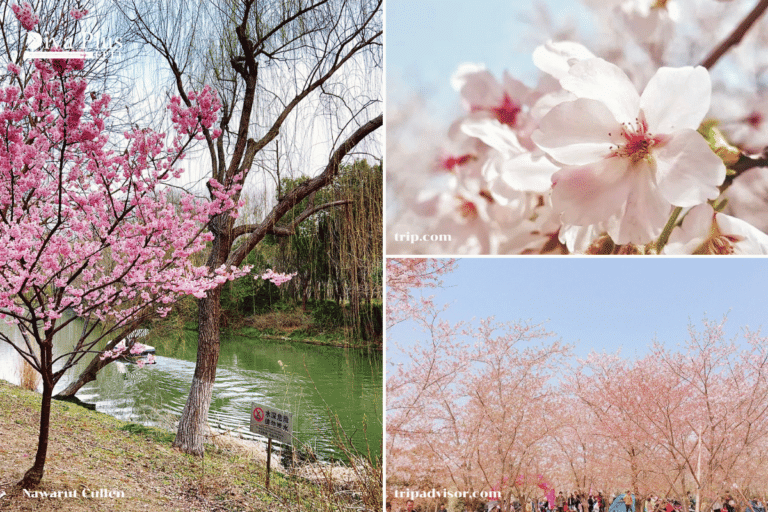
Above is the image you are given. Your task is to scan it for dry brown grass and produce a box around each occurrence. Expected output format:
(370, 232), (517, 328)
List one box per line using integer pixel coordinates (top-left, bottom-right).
(244, 310), (313, 333)
(15, 357), (39, 392)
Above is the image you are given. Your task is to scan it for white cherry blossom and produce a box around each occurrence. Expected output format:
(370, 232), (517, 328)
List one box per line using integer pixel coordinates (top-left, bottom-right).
(663, 204), (768, 254)
(533, 57), (726, 245)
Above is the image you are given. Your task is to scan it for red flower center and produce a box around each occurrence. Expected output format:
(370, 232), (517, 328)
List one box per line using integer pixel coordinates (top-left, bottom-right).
(441, 153), (474, 172)
(746, 111), (763, 129)
(457, 198), (478, 220)
(609, 116), (664, 164)
(492, 94), (522, 126)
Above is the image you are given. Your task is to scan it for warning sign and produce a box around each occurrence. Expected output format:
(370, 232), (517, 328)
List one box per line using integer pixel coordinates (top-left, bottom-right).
(249, 403), (293, 445)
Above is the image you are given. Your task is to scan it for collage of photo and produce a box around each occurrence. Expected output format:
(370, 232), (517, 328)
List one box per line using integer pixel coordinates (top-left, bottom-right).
(1, 0), (768, 511)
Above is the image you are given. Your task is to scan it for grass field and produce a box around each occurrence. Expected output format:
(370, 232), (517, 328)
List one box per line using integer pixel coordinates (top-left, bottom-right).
(0, 380), (379, 511)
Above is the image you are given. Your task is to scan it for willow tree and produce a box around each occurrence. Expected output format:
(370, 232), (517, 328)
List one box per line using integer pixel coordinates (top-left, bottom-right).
(273, 159), (383, 341)
(113, 0), (382, 455)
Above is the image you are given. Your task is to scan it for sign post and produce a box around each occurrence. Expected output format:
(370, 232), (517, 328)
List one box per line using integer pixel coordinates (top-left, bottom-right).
(249, 403), (292, 490)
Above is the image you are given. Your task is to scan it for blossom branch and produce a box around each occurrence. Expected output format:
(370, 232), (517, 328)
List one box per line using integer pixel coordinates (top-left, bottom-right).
(700, 0), (768, 70)
(730, 150), (768, 173)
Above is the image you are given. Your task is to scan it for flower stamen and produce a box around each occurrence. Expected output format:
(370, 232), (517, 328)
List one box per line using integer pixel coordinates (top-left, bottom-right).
(456, 197), (479, 220)
(692, 217), (744, 254)
(492, 94), (522, 126)
(609, 115), (663, 164)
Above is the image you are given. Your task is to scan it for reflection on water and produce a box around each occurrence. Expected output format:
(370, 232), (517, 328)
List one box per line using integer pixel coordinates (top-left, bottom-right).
(0, 321), (382, 461)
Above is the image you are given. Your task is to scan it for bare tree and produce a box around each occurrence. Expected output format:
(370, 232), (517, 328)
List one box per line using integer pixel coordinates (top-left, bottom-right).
(107, 0), (382, 455)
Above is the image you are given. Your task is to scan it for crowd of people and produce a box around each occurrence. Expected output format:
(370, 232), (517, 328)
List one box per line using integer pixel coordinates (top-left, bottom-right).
(387, 491), (768, 512)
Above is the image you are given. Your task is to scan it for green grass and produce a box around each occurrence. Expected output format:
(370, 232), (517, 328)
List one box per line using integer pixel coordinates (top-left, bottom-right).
(0, 380), (380, 511)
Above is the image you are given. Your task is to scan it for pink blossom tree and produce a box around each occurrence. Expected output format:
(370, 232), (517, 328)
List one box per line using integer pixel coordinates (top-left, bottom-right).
(116, 0), (383, 456)
(387, 258), (570, 511)
(388, 259), (768, 505)
(569, 318), (768, 505)
(0, 32), (244, 485)
(650, 319), (768, 504)
(385, 258), (457, 328)
(569, 351), (690, 497)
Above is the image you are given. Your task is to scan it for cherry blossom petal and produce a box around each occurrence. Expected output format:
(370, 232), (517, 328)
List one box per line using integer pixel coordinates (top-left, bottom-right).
(461, 119), (525, 154)
(533, 98), (619, 165)
(497, 152), (560, 193)
(654, 129), (725, 206)
(640, 66), (711, 134)
(551, 158), (632, 226)
(532, 40), (596, 80)
(664, 204), (768, 254)
(451, 63), (501, 108)
(502, 72), (533, 106)
(608, 161), (671, 245)
(529, 89), (576, 122)
(560, 58), (640, 125)
(559, 223), (605, 253)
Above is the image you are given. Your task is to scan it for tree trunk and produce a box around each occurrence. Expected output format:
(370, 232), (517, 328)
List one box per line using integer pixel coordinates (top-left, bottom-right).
(56, 325), (143, 397)
(172, 287), (222, 456)
(19, 377), (53, 488)
(55, 354), (107, 397)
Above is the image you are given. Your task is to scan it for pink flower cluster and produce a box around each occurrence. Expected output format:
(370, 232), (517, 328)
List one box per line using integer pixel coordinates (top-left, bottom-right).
(387, 0), (768, 255)
(11, 2), (39, 31)
(99, 341), (156, 368)
(168, 85), (223, 140)
(258, 269), (296, 287)
(136, 354), (156, 369)
(99, 340), (146, 360)
(0, 58), (247, 334)
(70, 9), (88, 20)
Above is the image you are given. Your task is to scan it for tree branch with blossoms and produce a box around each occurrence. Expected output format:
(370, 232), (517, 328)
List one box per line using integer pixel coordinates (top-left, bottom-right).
(0, 5), (251, 485)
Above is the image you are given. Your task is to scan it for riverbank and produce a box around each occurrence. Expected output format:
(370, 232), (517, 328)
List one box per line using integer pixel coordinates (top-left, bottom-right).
(231, 304), (382, 349)
(0, 380), (380, 511)
(151, 304), (382, 349)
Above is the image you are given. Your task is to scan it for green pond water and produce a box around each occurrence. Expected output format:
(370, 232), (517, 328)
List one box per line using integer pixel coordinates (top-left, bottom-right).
(0, 320), (382, 462)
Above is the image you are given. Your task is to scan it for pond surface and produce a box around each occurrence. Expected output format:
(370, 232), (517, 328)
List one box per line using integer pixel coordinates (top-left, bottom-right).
(0, 320), (382, 461)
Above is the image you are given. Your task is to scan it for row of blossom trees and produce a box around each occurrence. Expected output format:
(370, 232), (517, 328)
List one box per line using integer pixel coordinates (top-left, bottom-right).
(387, 0), (768, 254)
(387, 260), (768, 511)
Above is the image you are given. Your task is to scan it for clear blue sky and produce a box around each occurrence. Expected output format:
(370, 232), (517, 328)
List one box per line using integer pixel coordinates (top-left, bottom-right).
(386, 0), (593, 122)
(387, 258), (768, 367)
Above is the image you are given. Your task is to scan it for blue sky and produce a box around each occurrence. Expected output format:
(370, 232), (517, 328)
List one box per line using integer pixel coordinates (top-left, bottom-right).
(387, 258), (768, 367)
(386, 0), (593, 122)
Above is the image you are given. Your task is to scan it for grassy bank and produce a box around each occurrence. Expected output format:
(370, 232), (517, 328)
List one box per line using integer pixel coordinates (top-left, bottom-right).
(229, 301), (382, 349)
(233, 310), (374, 348)
(0, 381), (379, 511)
(152, 299), (382, 349)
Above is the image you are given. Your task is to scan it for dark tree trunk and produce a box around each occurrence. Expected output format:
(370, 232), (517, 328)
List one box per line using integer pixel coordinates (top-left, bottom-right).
(55, 354), (108, 397)
(172, 286), (222, 456)
(171, 117), (381, 456)
(56, 324), (144, 398)
(19, 376), (53, 487)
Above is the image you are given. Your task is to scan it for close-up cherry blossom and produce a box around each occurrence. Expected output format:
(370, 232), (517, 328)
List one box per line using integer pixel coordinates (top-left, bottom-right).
(387, 0), (768, 254)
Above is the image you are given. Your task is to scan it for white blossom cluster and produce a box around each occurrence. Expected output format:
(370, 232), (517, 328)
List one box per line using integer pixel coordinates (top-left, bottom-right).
(387, 0), (768, 254)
